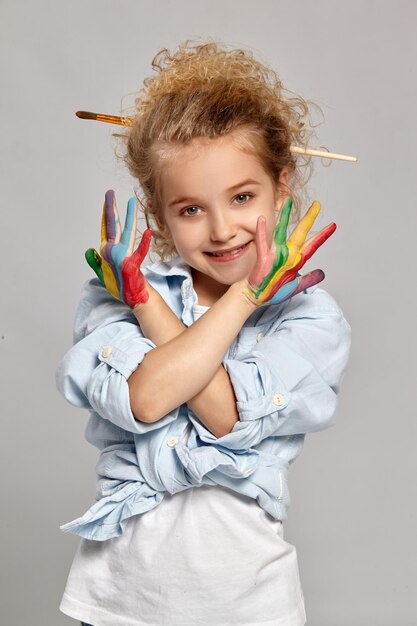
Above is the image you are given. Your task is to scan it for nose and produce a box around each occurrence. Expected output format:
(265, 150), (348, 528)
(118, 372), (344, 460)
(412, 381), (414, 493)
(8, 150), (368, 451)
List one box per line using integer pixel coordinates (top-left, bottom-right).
(209, 209), (238, 243)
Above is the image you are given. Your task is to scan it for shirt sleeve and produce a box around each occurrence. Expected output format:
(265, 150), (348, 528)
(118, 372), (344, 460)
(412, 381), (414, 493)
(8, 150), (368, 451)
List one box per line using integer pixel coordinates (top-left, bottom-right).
(56, 279), (179, 434)
(220, 287), (351, 448)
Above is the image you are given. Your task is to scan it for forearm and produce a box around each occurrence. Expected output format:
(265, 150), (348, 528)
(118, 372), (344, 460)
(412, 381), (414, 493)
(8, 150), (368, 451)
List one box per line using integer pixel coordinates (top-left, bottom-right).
(129, 282), (255, 426)
(187, 367), (240, 437)
(130, 286), (239, 436)
(132, 285), (186, 346)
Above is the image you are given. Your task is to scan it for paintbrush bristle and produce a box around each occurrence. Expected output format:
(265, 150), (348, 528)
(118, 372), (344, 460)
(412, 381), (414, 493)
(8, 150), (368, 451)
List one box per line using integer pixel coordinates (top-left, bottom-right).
(76, 111), (98, 120)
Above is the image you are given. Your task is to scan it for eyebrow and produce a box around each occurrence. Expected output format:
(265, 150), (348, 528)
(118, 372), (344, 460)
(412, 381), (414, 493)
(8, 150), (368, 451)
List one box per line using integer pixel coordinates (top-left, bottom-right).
(228, 178), (261, 191)
(168, 178), (261, 208)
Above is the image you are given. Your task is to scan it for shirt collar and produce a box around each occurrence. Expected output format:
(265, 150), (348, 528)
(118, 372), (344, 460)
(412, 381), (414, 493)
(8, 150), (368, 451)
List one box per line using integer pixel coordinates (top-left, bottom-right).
(144, 255), (268, 327)
(144, 256), (192, 280)
(145, 256), (197, 325)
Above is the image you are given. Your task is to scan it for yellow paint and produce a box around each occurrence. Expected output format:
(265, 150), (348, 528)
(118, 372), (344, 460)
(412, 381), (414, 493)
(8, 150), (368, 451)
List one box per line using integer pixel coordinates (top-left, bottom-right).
(259, 200), (321, 302)
(101, 258), (120, 300)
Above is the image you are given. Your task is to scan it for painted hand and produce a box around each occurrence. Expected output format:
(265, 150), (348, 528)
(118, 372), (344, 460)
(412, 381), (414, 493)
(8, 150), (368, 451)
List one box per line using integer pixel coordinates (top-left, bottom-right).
(244, 197), (336, 306)
(85, 190), (153, 307)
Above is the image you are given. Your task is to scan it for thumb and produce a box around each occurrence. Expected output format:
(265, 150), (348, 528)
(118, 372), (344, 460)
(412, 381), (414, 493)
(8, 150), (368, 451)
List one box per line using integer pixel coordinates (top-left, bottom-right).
(85, 248), (105, 286)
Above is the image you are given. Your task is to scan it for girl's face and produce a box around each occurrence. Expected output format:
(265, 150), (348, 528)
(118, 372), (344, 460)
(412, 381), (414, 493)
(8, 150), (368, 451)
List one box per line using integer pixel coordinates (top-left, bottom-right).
(157, 133), (288, 305)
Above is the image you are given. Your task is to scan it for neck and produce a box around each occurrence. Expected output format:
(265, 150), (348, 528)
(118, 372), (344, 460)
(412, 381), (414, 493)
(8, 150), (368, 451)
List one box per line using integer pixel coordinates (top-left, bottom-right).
(191, 269), (229, 307)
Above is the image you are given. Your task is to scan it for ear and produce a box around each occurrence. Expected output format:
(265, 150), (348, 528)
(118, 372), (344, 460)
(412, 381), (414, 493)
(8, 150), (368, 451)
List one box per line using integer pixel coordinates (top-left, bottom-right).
(153, 211), (172, 242)
(274, 168), (290, 212)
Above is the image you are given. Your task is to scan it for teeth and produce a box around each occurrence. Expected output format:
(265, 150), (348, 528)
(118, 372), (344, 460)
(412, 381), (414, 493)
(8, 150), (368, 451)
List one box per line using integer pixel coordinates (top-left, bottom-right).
(210, 244), (246, 257)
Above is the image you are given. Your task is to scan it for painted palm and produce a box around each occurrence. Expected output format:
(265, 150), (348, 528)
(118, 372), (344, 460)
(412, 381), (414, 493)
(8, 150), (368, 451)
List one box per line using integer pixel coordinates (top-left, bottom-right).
(245, 198), (336, 305)
(85, 190), (153, 307)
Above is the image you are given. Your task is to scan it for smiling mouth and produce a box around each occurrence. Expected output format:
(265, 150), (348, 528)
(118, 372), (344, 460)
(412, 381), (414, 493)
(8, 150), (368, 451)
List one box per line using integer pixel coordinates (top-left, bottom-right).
(205, 242), (251, 257)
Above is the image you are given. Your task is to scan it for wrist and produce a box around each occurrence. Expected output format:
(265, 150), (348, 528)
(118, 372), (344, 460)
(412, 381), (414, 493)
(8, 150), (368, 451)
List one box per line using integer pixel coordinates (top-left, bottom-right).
(132, 283), (158, 317)
(229, 279), (258, 313)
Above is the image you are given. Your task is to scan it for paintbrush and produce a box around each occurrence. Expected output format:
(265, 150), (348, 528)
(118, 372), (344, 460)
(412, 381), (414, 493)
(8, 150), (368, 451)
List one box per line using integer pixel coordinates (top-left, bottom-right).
(76, 111), (357, 162)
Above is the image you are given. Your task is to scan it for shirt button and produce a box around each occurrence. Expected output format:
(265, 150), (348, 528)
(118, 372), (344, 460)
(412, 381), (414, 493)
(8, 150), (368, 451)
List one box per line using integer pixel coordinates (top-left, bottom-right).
(244, 467), (254, 475)
(273, 393), (285, 407)
(101, 346), (112, 358)
(167, 437), (178, 448)
(256, 332), (264, 342)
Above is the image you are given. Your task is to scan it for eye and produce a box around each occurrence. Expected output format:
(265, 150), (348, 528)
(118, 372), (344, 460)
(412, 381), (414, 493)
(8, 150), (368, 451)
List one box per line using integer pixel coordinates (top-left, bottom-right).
(182, 206), (201, 217)
(234, 193), (252, 204)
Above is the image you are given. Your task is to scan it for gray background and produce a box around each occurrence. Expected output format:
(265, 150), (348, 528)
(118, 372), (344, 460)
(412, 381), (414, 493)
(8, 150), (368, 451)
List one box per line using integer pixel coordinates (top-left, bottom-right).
(1, 0), (416, 624)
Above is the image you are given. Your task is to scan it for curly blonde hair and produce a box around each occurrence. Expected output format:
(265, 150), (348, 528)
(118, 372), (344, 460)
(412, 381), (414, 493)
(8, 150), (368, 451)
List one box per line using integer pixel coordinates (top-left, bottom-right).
(120, 40), (321, 260)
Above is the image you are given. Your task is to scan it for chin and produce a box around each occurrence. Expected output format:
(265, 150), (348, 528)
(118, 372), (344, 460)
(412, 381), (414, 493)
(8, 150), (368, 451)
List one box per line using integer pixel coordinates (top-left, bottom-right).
(213, 268), (248, 285)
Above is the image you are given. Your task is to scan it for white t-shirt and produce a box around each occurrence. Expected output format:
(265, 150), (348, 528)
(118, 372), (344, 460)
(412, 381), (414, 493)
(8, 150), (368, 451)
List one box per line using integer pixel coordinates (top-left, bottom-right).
(60, 305), (306, 626)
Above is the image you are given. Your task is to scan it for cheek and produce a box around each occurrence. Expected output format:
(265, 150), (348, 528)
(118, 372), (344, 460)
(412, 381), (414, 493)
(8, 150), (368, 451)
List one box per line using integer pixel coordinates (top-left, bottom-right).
(170, 227), (200, 255)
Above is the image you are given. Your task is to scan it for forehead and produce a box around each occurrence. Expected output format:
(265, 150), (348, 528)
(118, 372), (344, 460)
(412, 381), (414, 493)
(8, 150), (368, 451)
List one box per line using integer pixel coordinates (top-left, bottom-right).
(158, 134), (268, 193)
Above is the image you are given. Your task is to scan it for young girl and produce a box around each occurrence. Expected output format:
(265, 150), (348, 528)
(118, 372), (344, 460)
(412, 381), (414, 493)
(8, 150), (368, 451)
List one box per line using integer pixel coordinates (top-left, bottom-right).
(57, 41), (351, 626)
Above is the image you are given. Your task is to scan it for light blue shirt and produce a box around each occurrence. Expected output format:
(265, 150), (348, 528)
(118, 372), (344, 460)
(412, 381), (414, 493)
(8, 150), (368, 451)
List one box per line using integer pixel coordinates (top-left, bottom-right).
(56, 256), (351, 541)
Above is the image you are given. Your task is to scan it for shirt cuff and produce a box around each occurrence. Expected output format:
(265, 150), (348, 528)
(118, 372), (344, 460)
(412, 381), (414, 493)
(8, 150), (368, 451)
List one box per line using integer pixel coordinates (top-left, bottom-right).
(97, 343), (143, 379)
(223, 357), (291, 421)
(88, 337), (179, 433)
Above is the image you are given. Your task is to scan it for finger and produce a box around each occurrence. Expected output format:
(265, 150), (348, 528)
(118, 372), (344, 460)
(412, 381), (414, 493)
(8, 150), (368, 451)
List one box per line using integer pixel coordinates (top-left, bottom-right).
(100, 197), (107, 245)
(265, 228), (318, 294)
(85, 248), (104, 285)
(248, 217), (273, 286)
(121, 260), (150, 307)
(86, 247), (121, 301)
(270, 220), (334, 284)
(260, 243), (299, 300)
(128, 228), (153, 267)
(287, 200), (321, 250)
(105, 190), (121, 244)
(266, 269), (325, 305)
(291, 269), (325, 295)
(274, 197), (292, 246)
(261, 265), (299, 302)
(101, 256), (122, 300)
(255, 216), (269, 259)
(300, 222), (337, 264)
(267, 277), (299, 305)
(120, 197), (137, 251)
(100, 191), (121, 288)
(274, 269), (325, 303)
